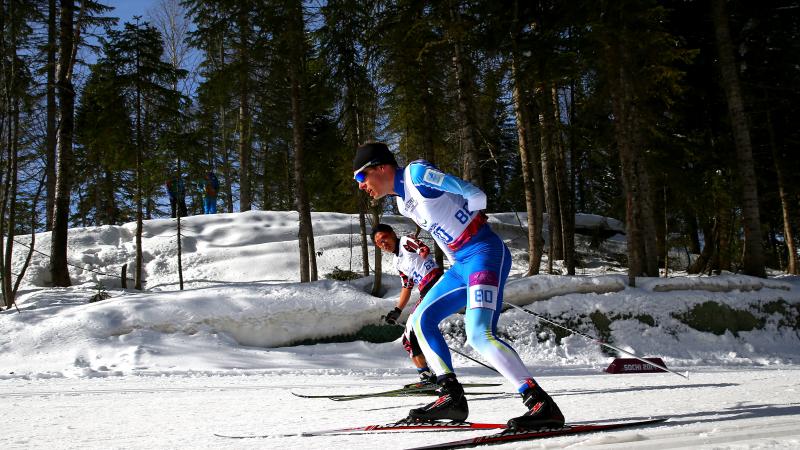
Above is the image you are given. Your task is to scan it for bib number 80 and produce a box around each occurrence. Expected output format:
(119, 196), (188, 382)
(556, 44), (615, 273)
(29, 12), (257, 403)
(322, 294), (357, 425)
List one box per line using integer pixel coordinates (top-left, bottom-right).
(454, 201), (473, 224)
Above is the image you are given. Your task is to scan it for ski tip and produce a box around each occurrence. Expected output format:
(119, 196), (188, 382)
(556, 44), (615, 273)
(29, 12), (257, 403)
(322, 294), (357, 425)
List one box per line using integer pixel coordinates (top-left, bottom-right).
(215, 432), (297, 439)
(291, 391), (320, 399)
(642, 417), (670, 425)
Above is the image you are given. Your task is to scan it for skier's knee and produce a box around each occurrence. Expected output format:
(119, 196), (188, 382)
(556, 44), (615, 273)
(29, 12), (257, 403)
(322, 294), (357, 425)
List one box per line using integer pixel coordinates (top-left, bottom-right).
(465, 327), (494, 352)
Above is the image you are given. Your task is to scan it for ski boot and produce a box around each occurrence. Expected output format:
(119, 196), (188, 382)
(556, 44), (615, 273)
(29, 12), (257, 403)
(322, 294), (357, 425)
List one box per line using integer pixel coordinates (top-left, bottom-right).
(408, 374), (469, 422)
(418, 368), (437, 385)
(402, 368), (437, 389)
(507, 380), (564, 430)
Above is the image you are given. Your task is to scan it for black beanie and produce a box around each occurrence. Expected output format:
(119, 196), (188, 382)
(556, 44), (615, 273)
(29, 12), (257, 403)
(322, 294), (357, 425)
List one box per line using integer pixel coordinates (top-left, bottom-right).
(353, 142), (398, 173)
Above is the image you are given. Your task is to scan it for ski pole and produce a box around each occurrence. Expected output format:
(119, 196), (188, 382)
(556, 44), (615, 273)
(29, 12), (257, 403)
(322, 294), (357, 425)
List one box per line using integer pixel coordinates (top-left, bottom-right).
(447, 343), (499, 374)
(505, 303), (689, 380)
(391, 320), (500, 374)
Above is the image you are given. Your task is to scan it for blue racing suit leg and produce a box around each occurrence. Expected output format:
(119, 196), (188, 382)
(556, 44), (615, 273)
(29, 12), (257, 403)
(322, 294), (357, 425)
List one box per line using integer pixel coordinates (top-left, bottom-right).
(461, 228), (533, 391)
(412, 226), (535, 392)
(410, 269), (467, 376)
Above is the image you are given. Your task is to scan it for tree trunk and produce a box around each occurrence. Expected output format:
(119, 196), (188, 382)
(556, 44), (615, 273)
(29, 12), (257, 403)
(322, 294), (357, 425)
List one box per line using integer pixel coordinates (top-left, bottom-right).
(688, 220), (714, 274)
(510, 35), (544, 276)
(344, 65), (371, 279)
(538, 83), (562, 269)
(289, 0), (316, 282)
(220, 103), (234, 213)
(46, 0), (57, 231)
(143, 105), (153, 221)
(686, 208), (702, 254)
(213, 38), (234, 214)
(261, 146), (271, 209)
(50, 0), (75, 288)
(717, 204), (733, 272)
(370, 206), (382, 296)
(1, 0), (20, 306)
(568, 79), (581, 212)
(176, 156), (184, 291)
(13, 175), (46, 299)
(638, 160), (660, 276)
(237, 4), (251, 211)
(291, 77), (310, 283)
(358, 204), (369, 276)
(528, 103), (546, 275)
(134, 41), (144, 290)
(550, 86), (575, 275)
(711, 0), (766, 277)
(603, 21), (660, 284)
(766, 108), (797, 274)
(662, 185), (669, 276)
(104, 168), (116, 224)
(448, 0), (481, 188)
(3, 98), (19, 307)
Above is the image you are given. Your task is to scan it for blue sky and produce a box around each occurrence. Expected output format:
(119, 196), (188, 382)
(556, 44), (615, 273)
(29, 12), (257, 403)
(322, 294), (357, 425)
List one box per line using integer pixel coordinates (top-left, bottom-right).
(105, 0), (161, 27)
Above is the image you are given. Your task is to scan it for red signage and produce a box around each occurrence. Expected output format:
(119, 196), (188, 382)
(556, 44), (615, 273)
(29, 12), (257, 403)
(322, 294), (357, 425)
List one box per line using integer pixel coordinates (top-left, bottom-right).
(605, 357), (668, 374)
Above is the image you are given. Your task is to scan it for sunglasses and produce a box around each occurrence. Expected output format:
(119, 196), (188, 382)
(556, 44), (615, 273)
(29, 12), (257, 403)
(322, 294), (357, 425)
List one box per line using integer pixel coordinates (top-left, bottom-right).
(353, 160), (381, 183)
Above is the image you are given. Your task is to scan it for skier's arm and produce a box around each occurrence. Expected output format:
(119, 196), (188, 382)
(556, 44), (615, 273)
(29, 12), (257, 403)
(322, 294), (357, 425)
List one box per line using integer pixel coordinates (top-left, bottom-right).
(385, 272), (414, 324)
(396, 286), (413, 311)
(408, 163), (487, 211)
(403, 236), (431, 259)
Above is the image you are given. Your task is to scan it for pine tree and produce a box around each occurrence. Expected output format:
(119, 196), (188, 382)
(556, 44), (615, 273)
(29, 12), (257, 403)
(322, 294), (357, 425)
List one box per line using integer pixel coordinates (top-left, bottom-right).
(50, 0), (77, 287)
(74, 62), (134, 226)
(592, 0), (691, 284)
(99, 19), (182, 289)
(711, 0), (766, 278)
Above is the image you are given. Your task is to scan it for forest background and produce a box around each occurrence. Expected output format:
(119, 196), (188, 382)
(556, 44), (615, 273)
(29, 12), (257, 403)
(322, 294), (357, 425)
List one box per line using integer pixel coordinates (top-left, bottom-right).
(0, 0), (798, 310)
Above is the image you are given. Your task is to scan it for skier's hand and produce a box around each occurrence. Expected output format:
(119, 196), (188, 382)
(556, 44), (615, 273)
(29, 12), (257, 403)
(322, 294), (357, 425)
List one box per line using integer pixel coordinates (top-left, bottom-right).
(385, 307), (402, 325)
(419, 246), (430, 259)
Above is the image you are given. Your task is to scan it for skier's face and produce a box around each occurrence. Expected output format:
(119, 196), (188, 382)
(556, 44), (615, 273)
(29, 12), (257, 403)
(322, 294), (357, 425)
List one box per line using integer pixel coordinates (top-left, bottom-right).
(373, 231), (397, 253)
(357, 165), (394, 199)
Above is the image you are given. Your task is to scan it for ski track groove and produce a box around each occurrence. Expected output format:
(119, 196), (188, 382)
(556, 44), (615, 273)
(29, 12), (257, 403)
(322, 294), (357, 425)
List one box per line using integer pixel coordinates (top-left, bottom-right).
(2, 369), (799, 449)
(565, 418), (800, 449)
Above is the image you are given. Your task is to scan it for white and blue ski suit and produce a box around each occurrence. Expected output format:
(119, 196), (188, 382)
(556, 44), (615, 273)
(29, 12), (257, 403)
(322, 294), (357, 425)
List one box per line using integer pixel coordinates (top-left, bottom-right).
(395, 160), (534, 393)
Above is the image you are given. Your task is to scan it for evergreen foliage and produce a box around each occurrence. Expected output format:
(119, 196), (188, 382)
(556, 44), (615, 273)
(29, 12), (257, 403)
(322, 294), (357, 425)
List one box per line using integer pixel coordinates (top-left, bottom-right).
(1, 0), (798, 295)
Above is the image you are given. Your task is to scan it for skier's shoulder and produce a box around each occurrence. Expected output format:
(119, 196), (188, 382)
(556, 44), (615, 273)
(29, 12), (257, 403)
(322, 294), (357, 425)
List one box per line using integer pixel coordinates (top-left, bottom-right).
(400, 235), (426, 255)
(406, 160), (447, 197)
(406, 160), (439, 183)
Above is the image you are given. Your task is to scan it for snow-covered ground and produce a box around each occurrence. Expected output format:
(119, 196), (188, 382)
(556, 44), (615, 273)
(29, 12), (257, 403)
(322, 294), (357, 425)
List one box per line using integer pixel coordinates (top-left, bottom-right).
(1, 210), (799, 449)
(3, 368), (800, 449)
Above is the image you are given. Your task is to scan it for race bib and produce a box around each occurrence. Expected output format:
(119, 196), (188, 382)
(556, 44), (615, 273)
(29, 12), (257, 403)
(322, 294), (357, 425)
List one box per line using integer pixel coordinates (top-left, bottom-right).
(469, 285), (497, 310)
(468, 270), (499, 310)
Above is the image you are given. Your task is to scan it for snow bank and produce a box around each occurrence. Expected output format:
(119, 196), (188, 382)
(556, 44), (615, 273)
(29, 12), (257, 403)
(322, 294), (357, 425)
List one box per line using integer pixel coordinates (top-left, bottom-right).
(498, 281), (800, 368)
(11, 211), (390, 290)
(489, 212), (625, 237)
(637, 273), (793, 292)
(3, 210), (800, 380)
(0, 280), (394, 378)
(504, 274), (627, 304)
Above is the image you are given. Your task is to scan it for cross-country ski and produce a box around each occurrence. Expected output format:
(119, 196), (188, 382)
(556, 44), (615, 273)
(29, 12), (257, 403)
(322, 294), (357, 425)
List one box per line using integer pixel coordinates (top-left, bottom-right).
(214, 419), (507, 439)
(291, 382), (502, 401)
(404, 418), (670, 450)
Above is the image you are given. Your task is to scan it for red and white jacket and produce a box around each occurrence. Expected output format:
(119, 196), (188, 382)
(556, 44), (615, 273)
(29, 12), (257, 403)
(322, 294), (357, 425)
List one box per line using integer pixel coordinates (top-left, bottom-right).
(394, 236), (442, 293)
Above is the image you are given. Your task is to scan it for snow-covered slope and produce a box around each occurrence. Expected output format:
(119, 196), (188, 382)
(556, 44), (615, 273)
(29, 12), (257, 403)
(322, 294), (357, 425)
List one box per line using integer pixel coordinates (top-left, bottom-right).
(2, 211), (798, 380)
(2, 210), (800, 449)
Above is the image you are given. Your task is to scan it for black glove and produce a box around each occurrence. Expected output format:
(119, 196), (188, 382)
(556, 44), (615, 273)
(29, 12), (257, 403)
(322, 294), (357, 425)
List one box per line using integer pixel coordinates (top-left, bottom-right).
(385, 307), (402, 325)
